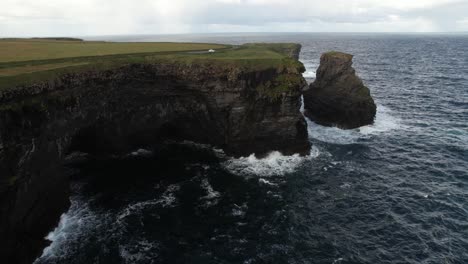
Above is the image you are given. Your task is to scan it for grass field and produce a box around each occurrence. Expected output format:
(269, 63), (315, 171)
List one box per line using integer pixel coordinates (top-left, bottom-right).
(0, 39), (301, 90)
(0, 40), (226, 63)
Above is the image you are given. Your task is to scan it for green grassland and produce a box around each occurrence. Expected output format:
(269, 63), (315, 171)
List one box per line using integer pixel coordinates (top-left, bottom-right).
(0, 39), (303, 90)
(0, 40), (226, 63)
(323, 51), (353, 60)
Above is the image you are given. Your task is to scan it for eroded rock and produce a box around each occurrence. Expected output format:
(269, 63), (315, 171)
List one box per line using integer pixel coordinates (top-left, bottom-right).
(0, 52), (310, 263)
(303, 51), (376, 129)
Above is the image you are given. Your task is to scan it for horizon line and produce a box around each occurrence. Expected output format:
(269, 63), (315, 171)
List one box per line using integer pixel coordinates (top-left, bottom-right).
(3, 31), (468, 39)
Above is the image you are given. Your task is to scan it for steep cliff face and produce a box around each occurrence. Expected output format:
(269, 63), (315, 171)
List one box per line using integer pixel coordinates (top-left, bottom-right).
(0, 50), (309, 263)
(303, 51), (376, 129)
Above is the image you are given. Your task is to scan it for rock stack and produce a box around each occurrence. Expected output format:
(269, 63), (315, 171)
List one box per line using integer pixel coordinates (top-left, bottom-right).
(303, 51), (376, 129)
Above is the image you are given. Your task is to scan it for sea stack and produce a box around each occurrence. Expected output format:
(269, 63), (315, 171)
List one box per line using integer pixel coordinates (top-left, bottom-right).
(303, 51), (376, 129)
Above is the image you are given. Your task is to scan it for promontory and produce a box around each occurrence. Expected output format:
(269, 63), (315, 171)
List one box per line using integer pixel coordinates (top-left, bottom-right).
(0, 39), (310, 263)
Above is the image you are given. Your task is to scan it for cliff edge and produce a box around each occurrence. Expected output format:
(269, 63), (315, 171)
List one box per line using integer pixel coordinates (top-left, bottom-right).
(0, 42), (310, 264)
(303, 51), (376, 129)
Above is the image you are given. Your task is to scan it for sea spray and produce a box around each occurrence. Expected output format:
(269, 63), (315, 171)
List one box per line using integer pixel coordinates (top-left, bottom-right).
(307, 104), (402, 144)
(222, 147), (320, 177)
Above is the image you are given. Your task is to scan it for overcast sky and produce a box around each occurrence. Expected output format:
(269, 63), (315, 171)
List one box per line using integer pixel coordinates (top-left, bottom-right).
(1, 0), (468, 37)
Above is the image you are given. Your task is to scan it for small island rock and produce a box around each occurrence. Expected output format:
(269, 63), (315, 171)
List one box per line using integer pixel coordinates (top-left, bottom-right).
(303, 51), (377, 129)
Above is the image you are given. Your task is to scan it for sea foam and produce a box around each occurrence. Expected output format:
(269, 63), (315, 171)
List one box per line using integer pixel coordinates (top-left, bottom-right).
(307, 104), (402, 144)
(35, 194), (101, 262)
(222, 147), (320, 177)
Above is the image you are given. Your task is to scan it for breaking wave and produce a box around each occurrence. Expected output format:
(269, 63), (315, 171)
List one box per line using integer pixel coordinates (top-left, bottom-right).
(301, 60), (318, 80)
(34, 193), (102, 262)
(303, 70), (316, 79)
(307, 105), (402, 144)
(222, 147), (320, 177)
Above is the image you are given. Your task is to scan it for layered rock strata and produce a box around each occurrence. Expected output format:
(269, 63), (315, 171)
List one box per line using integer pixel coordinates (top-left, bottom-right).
(0, 47), (310, 263)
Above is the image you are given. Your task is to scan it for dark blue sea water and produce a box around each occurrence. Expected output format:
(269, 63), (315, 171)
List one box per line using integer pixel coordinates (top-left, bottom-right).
(35, 33), (468, 264)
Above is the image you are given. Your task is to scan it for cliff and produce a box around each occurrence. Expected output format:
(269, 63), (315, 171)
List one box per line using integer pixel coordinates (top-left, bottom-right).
(303, 51), (376, 129)
(0, 43), (310, 263)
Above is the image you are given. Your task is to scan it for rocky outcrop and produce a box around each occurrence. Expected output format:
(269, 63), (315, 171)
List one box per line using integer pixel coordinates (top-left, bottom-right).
(288, 44), (301, 60)
(303, 51), (376, 129)
(0, 53), (310, 263)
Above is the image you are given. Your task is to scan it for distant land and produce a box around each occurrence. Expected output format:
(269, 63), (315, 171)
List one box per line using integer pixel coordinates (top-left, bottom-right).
(0, 37), (84, 41)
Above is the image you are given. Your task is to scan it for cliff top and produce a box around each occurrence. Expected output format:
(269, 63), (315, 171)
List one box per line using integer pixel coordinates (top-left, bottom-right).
(0, 40), (302, 90)
(322, 51), (353, 61)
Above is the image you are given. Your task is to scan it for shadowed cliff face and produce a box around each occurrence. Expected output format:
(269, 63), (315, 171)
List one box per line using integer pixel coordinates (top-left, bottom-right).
(303, 52), (376, 129)
(0, 55), (310, 263)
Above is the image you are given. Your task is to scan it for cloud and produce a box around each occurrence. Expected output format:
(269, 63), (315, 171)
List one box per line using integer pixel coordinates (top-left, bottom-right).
(0, 0), (467, 36)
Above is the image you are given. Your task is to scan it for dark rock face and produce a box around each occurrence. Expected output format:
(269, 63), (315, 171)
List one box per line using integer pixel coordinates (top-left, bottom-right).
(303, 51), (376, 129)
(0, 56), (310, 263)
(288, 45), (301, 60)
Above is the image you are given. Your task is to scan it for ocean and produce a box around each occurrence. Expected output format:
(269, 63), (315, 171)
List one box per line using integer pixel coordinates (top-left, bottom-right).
(34, 33), (468, 264)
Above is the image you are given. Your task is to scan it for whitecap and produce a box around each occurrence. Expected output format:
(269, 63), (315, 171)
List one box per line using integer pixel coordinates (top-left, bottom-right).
(340, 182), (352, 189)
(35, 196), (100, 262)
(415, 191), (430, 199)
(259, 178), (277, 186)
(231, 203), (248, 217)
(307, 104), (402, 144)
(301, 60), (319, 80)
(200, 178), (220, 199)
(129, 148), (153, 157)
(222, 146), (320, 177)
(118, 184), (180, 221)
(332, 257), (344, 264)
(359, 105), (402, 135)
(303, 70), (316, 79)
(199, 178), (221, 207)
(155, 184), (180, 207)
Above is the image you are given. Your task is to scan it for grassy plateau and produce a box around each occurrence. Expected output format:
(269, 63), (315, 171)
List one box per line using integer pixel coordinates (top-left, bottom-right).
(0, 39), (302, 90)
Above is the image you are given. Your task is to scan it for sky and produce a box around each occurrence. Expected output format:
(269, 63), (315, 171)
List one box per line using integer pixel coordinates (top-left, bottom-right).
(1, 0), (468, 37)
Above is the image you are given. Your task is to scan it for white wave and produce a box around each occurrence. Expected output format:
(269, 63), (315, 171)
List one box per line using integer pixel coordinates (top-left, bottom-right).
(359, 105), (402, 134)
(415, 191), (430, 199)
(118, 184), (180, 221)
(332, 257), (344, 264)
(231, 203), (248, 217)
(301, 60), (318, 80)
(199, 178), (221, 208)
(259, 178), (277, 186)
(222, 147), (320, 177)
(35, 196), (99, 261)
(158, 184), (180, 207)
(307, 105), (402, 144)
(200, 178), (220, 200)
(340, 182), (352, 189)
(303, 70), (316, 79)
(129, 148), (153, 157)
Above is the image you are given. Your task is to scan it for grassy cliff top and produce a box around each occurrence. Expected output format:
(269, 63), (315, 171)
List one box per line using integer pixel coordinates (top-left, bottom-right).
(0, 39), (302, 90)
(322, 51), (353, 60)
(0, 40), (226, 63)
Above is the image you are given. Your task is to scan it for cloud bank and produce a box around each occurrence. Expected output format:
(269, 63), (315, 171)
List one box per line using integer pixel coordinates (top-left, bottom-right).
(1, 0), (467, 36)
